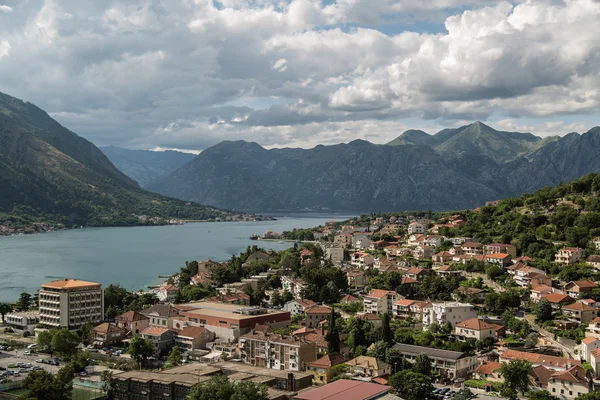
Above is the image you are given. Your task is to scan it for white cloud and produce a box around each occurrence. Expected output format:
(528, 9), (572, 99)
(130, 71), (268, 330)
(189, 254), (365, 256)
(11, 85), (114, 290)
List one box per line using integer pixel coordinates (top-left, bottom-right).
(0, 5), (12, 13)
(0, 0), (598, 151)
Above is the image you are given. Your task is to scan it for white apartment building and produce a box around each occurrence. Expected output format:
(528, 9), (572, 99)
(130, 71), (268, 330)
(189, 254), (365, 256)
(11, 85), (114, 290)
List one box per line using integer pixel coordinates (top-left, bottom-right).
(363, 290), (399, 315)
(422, 302), (477, 330)
(5, 311), (40, 335)
(555, 247), (586, 265)
(38, 279), (104, 329)
(408, 222), (424, 234)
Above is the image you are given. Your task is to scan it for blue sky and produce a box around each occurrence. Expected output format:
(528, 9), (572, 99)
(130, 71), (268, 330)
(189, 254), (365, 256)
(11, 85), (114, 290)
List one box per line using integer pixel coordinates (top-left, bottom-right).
(0, 0), (598, 151)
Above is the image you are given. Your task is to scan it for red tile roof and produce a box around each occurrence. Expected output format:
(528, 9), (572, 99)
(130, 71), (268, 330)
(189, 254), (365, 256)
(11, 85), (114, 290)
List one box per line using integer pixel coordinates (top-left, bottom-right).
(551, 365), (587, 386)
(293, 379), (390, 400)
(456, 318), (502, 331)
(542, 293), (575, 304)
(306, 306), (332, 314)
(474, 361), (502, 375)
(116, 310), (149, 322)
(581, 337), (599, 345)
(141, 326), (172, 336)
(176, 326), (208, 338)
(563, 302), (596, 312)
(309, 353), (348, 369)
(501, 349), (580, 369)
(365, 289), (395, 299)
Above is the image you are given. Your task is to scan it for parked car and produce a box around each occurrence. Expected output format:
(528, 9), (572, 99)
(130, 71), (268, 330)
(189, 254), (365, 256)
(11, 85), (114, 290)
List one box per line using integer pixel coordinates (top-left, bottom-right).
(23, 350), (32, 356)
(27, 344), (37, 349)
(86, 345), (95, 350)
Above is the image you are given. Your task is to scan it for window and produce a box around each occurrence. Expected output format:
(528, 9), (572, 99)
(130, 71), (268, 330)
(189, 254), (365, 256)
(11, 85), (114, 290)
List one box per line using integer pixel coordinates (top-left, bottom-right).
(219, 321), (227, 325)
(162, 320), (166, 326)
(200, 319), (206, 324)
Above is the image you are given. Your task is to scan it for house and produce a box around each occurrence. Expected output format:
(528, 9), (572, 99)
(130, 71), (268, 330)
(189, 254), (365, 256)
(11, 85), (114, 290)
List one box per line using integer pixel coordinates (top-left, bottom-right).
(197, 259), (221, 273)
(564, 280), (598, 299)
(370, 240), (390, 250)
(292, 380), (392, 400)
(587, 317), (600, 339)
(433, 252), (453, 264)
(547, 365), (590, 399)
(542, 293), (576, 309)
(115, 311), (150, 337)
(351, 252), (375, 269)
(174, 326), (214, 351)
(587, 255), (600, 269)
(325, 246), (345, 264)
(577, 337), (600, 362)
(141, 305), (180, 328)
(307, 353), (348, 385)
(244, 252), (270, 265)
(594, 237), (600, 250)
(531, 285), (554, 303)
(281, 276), (307, 300)
(346, 270), (367, 287)
(284, 299), (317, 316)
(454, 318), (504, 342)
(436, 265), (462, 277)
(344, 356), (390, 378)
(393, 299), (417, 318)
(422, 302), (477, 330)
(473, 361), (503, 382)
(190, 271), (212, 286)
(353, 236), (373, 251)
(205, 292), (250, 306)
(392, 343), (478, 379)
(462, 242), (483, 256)
(454, 287), (486, 303)
(300, 249), (313, 263)
(408, 222), (424, 234)
(412, 245), (435, 260)
(340, 294), (361, 304)
(92, 323), (126, 346)
(451, 237), (474, 246)
(529, 365), (554, 389)
(4, 311), (39, 336)
(334, 233), (353, 247)
(423, 235), (443, 248)
(485, 253), (512, 268)
(140, 326), (176, 356)
(562, 302), (597, 324)
(405, 267), (426, 281)
(240, 329), (317, 371)
(499, 349), (580, 371)
(484, 244), (517, 259)
(362, 290), (398, 315)
(555, 247), (586, 265)
(357, 313), (383, 329)
(305, 306), (332, 329)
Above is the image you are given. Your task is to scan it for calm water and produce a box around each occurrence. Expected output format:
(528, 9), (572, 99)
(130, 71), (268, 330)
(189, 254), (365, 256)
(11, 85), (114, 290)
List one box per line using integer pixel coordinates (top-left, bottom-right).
(0, 214), (350, 302)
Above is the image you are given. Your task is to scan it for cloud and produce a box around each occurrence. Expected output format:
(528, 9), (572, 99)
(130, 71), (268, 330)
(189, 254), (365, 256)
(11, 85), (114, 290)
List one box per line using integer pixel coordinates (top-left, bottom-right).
(0, 0), (598, 151)
(0, 5), (12, 13)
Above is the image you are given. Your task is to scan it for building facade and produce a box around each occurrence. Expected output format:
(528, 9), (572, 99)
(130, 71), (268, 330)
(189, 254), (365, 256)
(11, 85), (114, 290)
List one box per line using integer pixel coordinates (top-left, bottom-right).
(363, 290), (398, 315)
(38, 279), (104, 329)
(240, 330), (317, 371)
(422, 302), (477, 330)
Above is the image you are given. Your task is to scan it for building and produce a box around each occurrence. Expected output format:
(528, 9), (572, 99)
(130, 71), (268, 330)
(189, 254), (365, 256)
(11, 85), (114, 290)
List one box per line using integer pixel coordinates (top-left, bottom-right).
(292, 379), (391, 400)
(422, 302), (477, 330)
(325, 246), (345, 264)
(357, 313), (383, 329)
(548, 365), (590, 399)
(281, 276), (307, 300)
(485, 253), (512, 268)
(38, 279), (104, 329)
(473, 361), (503, 382)
(594, 237), (600, 250)
(393, 299), (418, 318)
(113, 361), (313, 400)
(307, 353), (348, 384)
(350, 252), (375, 269)
(4, 311), (39, 335)
(499, 349), (580, 371)
(305, 306), (331, 329)
(157, 283), (178, 303)
(174, 326), (214, 351)
(587, 255), (600, 269)
(578, 337), (600, 362)
(240, 329), (317, 371)
(340, 294), (361, 304)
(173, 302), (291, 341)
(284, 299), (317, 316)
(555, 247), (586, 265)
(346, 270), (367, 287)
(93, 323), (126, 346)
(392, 343), (478, 379)
(562, 302), (597, 324)
(454, 318), (504, 342)
(542, 293), (575, 308)
(461, 242), (483, 256)
(408, 222), (424, 234)
(564, 280), (598, 299)
(344, 356), (390, 378)
(484, 244), (517, 259)
(587, 317), (600, 339)
(115, 310), (150, 337)
(141, 326), (176, 356)
(433, 252), (454, 264)
(141, 304), (180, 328)
(363, 290), (398, 315)
(405, 267), (427, 281)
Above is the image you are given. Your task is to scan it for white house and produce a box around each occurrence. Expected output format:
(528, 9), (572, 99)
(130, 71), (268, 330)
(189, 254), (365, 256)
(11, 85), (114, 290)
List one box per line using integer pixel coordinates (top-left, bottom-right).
(422, 302), (477, 330)
(363, 289), (398, 316)
(408, 222), (425, 234)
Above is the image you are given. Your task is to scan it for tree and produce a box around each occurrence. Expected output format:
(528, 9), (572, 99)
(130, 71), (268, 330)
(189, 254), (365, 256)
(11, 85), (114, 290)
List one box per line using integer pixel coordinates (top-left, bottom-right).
(101, 370), (115, 398)
(500, 359), (531, 397)
(188, 375), (235, 400)
(0, 303), (12, 323)
(270, 291), (282, 307)
(576, 392), (600, 399)
(367, 340), (389, 361)
(528, 391), (560, 400)
(381, 313), (393, 345)
(14, 292), (32, 311)
(534, 298), (553, 322)
(413, 353), (432, 376)
(230, 380), (269, 400)
(71, 351), (92, 372)
(20, 364), (74, 400)
(281, 290), (294, 303)
(325, 307), (340, 353)
(79, 321), (94, 345)
(128, 336), (155, 364)
(454, 387), (477, 400)
(525, 332), (540, 348)
(167, 346), (182, 367)
(37, 330), (55, 353)
(388, 370), (433, 400)
(51, 328), (80, 358)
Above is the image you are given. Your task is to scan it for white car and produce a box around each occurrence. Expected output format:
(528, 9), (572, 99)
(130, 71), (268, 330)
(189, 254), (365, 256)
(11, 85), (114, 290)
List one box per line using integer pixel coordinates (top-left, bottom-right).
(27, 344), (37, 349)
(23, 351), (32, 356)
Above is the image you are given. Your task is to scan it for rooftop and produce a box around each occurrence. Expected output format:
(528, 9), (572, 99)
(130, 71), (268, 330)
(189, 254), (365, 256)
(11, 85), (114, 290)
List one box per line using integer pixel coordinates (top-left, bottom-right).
(500, 349), (580, 369)
(393, 343), (467, 361)
(177, 302), (290, 321)
(41, 278), (101, 289)
(364, 290), (396, 299)
(293, 379), (391, 400)
(176, 326), (208, 338)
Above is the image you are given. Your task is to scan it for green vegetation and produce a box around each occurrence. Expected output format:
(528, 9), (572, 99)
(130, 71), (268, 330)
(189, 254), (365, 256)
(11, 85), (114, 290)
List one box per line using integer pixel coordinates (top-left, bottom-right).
(128, 337), (155, 364)
(103, 284), (159, 319)
(387, 370), (434, 400)
(499, 359), (532, 399)
(19, 364), (74, 400)
(188, 375), (268, 400)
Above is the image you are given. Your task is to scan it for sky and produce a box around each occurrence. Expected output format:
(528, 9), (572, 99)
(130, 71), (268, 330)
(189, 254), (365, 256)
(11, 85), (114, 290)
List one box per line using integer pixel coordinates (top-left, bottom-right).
(0, 0), (599, 152)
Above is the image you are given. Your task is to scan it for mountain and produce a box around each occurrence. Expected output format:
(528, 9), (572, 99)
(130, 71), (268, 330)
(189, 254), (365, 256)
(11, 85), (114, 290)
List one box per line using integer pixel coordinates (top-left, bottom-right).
(148, 123), (600, 213)
(0, 92), (246, 230)
(100, 146), (196, 188)
(388, 121), (557, 163)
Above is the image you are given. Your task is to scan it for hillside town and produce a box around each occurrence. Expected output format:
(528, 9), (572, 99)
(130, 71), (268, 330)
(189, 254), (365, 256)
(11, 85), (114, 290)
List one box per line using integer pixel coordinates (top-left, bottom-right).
(3, 182), (600, 400)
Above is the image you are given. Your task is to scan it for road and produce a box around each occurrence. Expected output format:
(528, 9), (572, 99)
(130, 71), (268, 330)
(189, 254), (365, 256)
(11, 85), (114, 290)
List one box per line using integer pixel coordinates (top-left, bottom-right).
(0, 349), (61, 384)
(524, 314), (575, 358)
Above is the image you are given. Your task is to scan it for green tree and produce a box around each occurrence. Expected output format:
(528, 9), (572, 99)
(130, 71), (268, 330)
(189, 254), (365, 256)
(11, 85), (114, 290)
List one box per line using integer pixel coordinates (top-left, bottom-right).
(381, 313), (393, 345)
(281, 290), (294, 303)
(325, 307), (340, 353)
(454, 387), (477, 400)
(51, 328), (80, 358)
(189, 375), (235, 400)
(20, 364), (74, 400)
(71, 351), (92, 372)
(528, 391), (560, 400)
(388, 370), (433, 400)
(534, 298), (553, 322)
(101, 370), (115, 398)
(576, 392), (600, 399)
(36, 330), (55, 353)
(230, 380), (269, 400)
(499, 359), (531, 397)
(78, 321), (94, 345)
(167, 346), (182, 367)
(413, 353), (432, 376)
(270, 291), (283, 307)
(367, 340), (389, 361)
(0, 303), (12, 323)
(14, 292), (32, 311)
(128, 336), (155, 364)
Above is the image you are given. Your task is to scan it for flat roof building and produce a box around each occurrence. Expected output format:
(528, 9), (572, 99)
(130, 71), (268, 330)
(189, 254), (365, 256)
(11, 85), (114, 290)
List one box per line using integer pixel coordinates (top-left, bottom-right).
(38, 279), (103, 329)
(293, 379), (391, 400)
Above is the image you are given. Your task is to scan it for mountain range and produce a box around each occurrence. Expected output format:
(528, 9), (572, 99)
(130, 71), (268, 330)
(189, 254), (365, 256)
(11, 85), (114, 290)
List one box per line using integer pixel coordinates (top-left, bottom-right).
(100, 146), (195, 188)
(147, 122), (600, 212)
(0, 92), (236, 228)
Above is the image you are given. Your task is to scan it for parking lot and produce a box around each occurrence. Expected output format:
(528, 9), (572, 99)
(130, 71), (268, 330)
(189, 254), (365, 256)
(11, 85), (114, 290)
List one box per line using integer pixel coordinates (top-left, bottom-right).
(0, 347), (61, 382)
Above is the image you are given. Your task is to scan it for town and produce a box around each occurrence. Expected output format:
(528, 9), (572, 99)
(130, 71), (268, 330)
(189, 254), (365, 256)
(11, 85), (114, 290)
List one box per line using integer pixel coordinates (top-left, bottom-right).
(2, 176), (600, 400)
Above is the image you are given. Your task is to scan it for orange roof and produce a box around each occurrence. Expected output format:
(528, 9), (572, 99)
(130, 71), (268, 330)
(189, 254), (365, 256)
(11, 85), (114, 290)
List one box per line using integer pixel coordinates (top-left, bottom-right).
(293, 327), (316, 335)
(501, 349), (580, 369)
(581, 337), (599, 345)
(395, 299), (415, 307)
(551, 365), (587, 386)
(177, 326), (208, 338)
(474, 361), (502, 375)
(401, 277), (418, 284)
(568, 280), (597, 289)
(93, 323), (125, 334)
(306, 306), (332, 314)
(407, 267), (424, 275)
(141, 326), (172, 336)
(456, 318), (502, 331)
(438, 265), (453, 271)
(116, 310), (149, 322)
(563, 302), (596, 312)
(309, 353), (348, 369)
(42, 278), (100, 289)
(542, 293), (575, 304)
(487, 253), (510, 259)
(358, 313), (382, 321)
(341, 294), (360, 302)
(529, 365), (552, 385)
(365, 289), (395, 299)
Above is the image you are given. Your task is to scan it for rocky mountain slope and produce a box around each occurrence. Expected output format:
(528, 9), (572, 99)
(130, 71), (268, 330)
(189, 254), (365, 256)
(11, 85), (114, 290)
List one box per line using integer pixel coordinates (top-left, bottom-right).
(0, 92), (230, 228)
(100, 146), (195, 188)
(148, 122), (600, 213)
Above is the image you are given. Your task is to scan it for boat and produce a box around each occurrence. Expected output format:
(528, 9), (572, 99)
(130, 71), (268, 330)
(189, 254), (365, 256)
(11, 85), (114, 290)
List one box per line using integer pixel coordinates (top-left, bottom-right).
(278, 240), (284, 244)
